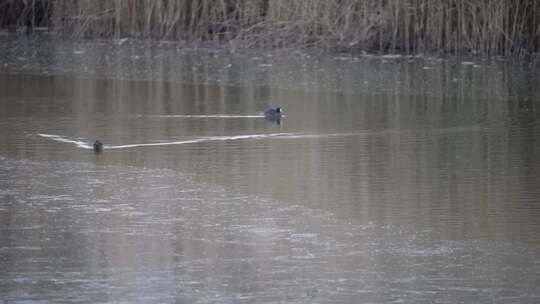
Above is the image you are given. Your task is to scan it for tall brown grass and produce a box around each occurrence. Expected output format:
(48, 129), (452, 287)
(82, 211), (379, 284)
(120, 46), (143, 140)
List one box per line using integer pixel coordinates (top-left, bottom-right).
(2, 0), (539, 56)
(0, 0), (51, 29)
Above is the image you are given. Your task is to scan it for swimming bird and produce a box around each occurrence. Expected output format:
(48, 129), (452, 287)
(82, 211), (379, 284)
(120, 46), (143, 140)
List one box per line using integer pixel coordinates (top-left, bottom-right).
(93, 140), (103, 153)
(264, 107), (282, 120)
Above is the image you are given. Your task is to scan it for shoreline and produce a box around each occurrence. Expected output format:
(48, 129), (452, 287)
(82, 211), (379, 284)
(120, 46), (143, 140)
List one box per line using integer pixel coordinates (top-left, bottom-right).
(1, 29), (540, 64)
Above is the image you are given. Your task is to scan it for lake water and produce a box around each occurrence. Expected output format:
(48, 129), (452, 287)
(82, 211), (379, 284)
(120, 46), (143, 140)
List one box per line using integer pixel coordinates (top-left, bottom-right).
(1, 37), (539, 303)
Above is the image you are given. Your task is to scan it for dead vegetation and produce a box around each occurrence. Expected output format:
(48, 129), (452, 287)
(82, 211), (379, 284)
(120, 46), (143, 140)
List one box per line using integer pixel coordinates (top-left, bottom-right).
(1, 0), (539, 56)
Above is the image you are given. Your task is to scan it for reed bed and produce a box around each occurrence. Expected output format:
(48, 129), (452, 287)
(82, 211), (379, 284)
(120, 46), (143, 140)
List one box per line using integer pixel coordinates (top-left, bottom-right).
(2, 0), (539, 56)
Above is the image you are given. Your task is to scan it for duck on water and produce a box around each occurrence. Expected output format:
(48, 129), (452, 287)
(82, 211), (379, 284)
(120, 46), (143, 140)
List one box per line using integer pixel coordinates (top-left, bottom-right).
(90, 109), (281, 153)
(93, 140), (103, 153)
(264, 107), (282, 120)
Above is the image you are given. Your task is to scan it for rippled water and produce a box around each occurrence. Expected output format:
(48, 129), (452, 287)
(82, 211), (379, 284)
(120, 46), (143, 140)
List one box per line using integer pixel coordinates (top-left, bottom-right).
(1, 37), (539, 303)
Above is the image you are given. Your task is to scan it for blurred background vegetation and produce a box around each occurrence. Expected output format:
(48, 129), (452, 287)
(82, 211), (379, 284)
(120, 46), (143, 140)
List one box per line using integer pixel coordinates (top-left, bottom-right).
(1, 0), (539, 56)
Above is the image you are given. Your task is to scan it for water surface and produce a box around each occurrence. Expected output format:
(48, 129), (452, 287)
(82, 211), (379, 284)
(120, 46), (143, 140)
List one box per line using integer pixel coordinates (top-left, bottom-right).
(1, 37), (539, 303)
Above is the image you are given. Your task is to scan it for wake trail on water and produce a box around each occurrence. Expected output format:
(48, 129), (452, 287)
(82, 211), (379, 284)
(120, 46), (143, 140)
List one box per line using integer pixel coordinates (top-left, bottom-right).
(39, 132), (301, 150)
(107, 133), (294, 149)
(38, 134), (94, 149)
(139, 114), (266, 118)
(38, 131), (374, 150)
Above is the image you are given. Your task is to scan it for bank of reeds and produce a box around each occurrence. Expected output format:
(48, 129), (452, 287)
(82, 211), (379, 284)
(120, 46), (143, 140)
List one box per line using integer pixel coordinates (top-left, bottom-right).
(2, 0), (539, 56)
(0, 0), (51, 29)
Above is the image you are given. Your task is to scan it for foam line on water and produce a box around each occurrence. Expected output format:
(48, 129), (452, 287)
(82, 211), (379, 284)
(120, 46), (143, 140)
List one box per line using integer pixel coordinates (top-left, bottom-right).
(38, 133), (93, 149)
(39, 132), (301, 150)
(276, 132), (364, 139)
(107, 133), (296, 149)
(139, 114), (265, 118)
(108, 132), (374, 149)
(38, 128), (502, 151)
(38, 132), (373, 151)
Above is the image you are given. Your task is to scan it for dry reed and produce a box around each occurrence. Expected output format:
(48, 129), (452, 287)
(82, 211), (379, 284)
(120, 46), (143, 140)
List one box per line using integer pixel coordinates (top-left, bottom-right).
(1, 0), (539, 56)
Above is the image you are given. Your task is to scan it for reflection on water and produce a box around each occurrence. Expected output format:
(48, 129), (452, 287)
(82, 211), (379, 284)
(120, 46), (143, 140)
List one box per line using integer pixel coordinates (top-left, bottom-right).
(1, 157), (538, 303)
(0, 38), (540, 303)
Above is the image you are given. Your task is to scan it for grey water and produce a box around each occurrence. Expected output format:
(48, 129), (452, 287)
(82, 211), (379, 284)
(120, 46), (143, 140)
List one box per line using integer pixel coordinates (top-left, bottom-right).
(1, 37), (540, 303)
